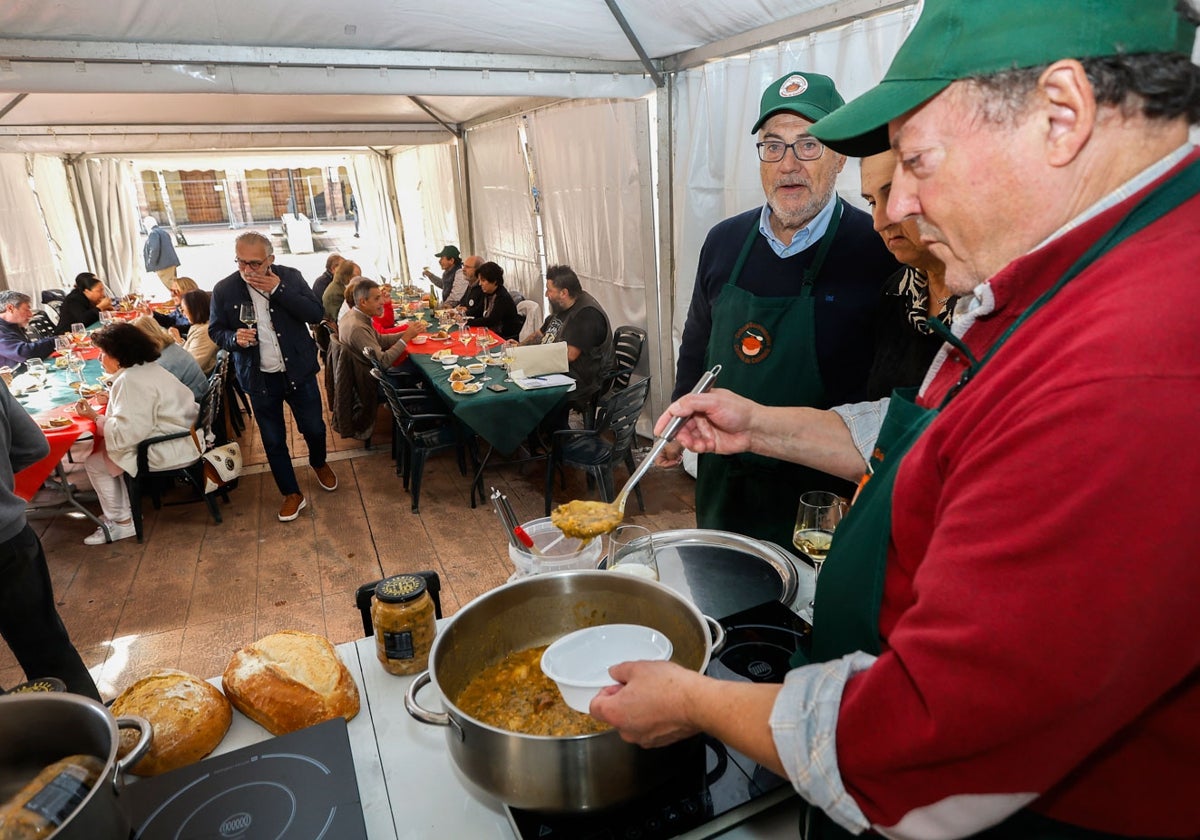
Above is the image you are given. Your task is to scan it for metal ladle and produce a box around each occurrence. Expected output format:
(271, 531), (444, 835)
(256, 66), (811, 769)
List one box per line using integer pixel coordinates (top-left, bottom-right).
(550, 365), (722, 539)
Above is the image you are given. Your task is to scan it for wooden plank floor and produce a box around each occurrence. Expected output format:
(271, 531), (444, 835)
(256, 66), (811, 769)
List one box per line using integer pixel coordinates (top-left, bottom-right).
(2, 397), (699, 700)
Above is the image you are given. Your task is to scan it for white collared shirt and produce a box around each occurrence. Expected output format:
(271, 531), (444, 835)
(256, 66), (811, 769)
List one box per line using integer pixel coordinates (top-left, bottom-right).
(758, 191), (838, 258)
(245, 283), (284, 373)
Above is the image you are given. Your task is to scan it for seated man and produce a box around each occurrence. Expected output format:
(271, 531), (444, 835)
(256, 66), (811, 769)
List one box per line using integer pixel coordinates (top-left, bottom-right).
(0, 291), (55, 368)
(521, 264), (614, 409)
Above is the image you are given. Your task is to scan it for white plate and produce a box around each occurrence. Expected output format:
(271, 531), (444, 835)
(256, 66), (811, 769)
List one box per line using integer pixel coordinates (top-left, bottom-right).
(541, 624), (672, 713)
(451, 382), (482, 395)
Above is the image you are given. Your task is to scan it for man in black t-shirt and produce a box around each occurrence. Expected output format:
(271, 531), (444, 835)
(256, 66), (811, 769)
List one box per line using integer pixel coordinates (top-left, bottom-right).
(522, 264), (614, 406)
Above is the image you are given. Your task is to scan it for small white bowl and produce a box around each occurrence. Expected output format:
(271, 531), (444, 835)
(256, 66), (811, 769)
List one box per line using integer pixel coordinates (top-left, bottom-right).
(438, 354), (459, 366)
(541, 624), (672, 713)
(411, 334), (428, 345)
(465, 363), (486, 375)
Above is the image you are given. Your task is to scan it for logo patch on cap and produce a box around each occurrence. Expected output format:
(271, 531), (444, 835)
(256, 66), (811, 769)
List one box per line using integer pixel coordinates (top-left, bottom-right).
(778, 75), (809, 98)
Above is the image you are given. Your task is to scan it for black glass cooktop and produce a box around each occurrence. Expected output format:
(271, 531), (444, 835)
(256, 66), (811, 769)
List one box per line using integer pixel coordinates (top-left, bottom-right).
(505, 599), (811, 840)
(121, 717), (366, 840)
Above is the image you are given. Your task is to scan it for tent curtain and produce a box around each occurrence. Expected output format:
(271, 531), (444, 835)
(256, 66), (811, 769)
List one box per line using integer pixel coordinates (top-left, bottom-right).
(393, 143), (460, 286)
(463, 118), (540, 300)
(669, 6), (916, 370)
(350, 151), (402, 282)
(525, 99), (656, 343)
(0, 154), (61, 296)
(67, 157), (140, 296)
(32, 155), (88, 288)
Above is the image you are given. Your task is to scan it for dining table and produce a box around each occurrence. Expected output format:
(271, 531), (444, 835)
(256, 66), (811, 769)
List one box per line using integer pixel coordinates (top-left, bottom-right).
(10, 344), (112, 538)
(402, 314), (573, 508)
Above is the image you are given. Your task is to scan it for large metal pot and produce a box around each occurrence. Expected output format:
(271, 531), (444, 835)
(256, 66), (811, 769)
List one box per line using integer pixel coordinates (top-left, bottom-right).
(405, 570), (724, 811)
(0, 692), (151, 839)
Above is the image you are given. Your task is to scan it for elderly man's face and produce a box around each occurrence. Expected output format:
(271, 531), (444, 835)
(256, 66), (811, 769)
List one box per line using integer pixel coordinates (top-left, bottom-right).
(438, 255), (454, 271)
(235, 240), (273, 281)
(4, 301), (33, 326)
(358, 287), (384, 317)
(886, 84), (1047, 294)
(759, 112), (845, 238)
(463, 258), (481, 280)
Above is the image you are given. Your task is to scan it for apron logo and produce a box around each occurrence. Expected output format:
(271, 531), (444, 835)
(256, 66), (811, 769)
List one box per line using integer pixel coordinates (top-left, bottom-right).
(733, 323), (772, 364)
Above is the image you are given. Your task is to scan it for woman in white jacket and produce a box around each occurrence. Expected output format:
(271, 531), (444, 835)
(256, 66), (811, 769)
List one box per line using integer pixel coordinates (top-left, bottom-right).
(74, 322), (200, 544)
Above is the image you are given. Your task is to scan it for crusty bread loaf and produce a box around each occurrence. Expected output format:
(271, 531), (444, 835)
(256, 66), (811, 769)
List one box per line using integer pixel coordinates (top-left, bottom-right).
(111, 669), (232, 776)
(221, 630), (360, 736)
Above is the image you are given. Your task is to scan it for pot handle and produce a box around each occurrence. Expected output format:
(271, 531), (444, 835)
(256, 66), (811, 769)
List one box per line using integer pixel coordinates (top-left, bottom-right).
(112, 715), (152, 794)
(404, 671), (456, 730)
(703, 615), (726, 656)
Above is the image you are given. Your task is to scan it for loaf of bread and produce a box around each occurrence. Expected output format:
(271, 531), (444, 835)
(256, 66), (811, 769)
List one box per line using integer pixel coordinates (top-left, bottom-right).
(221, 630), (360, 736)
(111, 669), (232, 776)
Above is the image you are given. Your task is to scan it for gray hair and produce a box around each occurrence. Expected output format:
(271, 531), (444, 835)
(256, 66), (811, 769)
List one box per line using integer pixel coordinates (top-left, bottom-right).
(352, 278), (379, 305)
(0, 291), (31, 311)
(235, 231), (274, 256)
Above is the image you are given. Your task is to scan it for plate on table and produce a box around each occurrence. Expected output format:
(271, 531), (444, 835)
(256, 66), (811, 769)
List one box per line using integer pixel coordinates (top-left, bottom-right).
(451, 381), (483, 395)
(38, 417), (74, 431)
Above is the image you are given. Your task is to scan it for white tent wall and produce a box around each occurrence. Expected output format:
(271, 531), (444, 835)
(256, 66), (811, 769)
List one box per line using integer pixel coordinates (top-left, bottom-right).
(463, 119), (541, 300)
(32, 155), (89, 290)
(350, 151), (403, 283)
(0, 154), (60, 297)
(66, 157), (141, 296)
(524, 98), (662, 411)
(668, 5), (916, 381)
(393, 143), (462, 286)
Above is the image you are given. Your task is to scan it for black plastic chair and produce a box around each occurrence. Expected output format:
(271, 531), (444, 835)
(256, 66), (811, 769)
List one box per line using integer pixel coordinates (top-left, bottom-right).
(370, 368), (470, 513)
(355, 571), (443, 636)
(581, 325), (647, 430)
(545, 377), (651, 515)
(26, 311), (56, 340)
(121, 375), (231, 543)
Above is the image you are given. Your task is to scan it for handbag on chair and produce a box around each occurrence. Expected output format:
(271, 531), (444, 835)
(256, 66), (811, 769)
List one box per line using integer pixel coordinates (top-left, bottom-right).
(201, 442), (242, 494)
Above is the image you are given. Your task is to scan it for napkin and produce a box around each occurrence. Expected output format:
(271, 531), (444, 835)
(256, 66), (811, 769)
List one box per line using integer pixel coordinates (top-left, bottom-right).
(507, 342), (568, 376)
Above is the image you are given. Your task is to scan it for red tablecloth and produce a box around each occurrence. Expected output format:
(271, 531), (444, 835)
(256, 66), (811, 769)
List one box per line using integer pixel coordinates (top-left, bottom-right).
(405, 328), (501, 358)
(14, 414), (94, 501)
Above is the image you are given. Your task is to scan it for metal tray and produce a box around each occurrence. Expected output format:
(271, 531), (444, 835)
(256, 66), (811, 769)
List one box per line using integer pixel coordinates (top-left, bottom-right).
(605, 529), (808, 620)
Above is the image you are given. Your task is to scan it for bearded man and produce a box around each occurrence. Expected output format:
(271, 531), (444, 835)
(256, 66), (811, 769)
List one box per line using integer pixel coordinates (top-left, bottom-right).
(663, 70), (897, 548)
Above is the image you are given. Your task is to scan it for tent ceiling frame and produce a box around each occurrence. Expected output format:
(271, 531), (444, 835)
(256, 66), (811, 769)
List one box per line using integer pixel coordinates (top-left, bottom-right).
(0, 122), (446, 136)
(0, 39), (654, 77)
(603, 0), (664, 87)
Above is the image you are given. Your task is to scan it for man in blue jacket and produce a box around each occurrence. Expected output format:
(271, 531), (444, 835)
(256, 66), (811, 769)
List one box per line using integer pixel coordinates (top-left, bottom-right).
(210, 232), (338, 521)
(143, 215), (181, 292)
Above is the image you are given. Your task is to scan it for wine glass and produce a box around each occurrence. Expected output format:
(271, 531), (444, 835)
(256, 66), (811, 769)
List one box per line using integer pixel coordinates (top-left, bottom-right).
(70, 322), (87, 343)
(794, 491), (846, 606)
(67, 352), (85, 390)
(25, 358), (46, 389)
(238, 303), (258, 346)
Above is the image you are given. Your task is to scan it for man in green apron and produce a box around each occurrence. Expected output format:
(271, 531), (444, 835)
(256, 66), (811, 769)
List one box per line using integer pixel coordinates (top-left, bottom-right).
(662, 71), (897, 549)
(594, 2), (1200, 838)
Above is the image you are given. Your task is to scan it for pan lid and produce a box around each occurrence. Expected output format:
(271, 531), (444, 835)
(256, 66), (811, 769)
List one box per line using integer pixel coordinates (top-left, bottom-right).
(615, 529), (801, 620)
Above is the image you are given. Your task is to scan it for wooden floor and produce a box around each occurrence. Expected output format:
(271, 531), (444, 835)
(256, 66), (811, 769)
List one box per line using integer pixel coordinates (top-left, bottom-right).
(1, 398), (699, 700)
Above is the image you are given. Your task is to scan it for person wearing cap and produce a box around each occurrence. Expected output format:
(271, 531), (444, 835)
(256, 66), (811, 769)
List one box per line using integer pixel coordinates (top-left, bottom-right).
(593, 2), (1200, 837)
(422, 246), (468, 306)
(661, 70), (897, 549)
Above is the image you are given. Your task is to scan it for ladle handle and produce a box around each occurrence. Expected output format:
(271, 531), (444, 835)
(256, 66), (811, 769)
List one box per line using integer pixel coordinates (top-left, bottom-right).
(623, 365), (722, 497)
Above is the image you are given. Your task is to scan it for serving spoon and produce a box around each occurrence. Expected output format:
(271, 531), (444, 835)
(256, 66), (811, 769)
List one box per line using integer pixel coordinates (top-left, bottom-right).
(550, 365), (721, 539)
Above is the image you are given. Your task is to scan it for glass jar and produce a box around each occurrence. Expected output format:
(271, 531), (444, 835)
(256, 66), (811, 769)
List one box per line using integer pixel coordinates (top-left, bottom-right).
(371, 574), (437, 676)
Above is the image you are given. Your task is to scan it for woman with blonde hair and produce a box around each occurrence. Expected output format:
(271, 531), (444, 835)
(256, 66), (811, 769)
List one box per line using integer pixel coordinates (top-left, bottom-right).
(150, 275), (199, 336)
(131, 315), (207, 402)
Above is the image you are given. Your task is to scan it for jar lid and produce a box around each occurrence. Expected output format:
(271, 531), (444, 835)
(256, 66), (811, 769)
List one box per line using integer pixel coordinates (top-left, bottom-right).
(375, 574), (427, 604)
(6, 677), (66, 694)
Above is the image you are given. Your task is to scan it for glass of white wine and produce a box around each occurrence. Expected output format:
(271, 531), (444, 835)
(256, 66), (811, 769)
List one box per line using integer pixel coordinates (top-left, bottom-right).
(793, 491), (846, 595)
(238, 303), (258, 346)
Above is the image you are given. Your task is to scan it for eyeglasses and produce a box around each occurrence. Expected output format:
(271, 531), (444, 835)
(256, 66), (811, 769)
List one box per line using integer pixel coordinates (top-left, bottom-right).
(756, 138), (825, 163)
(235, 258), (268, 269)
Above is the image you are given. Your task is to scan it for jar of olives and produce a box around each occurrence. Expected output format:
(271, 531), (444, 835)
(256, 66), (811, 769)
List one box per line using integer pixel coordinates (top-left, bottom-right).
(370, 574), (437, 676)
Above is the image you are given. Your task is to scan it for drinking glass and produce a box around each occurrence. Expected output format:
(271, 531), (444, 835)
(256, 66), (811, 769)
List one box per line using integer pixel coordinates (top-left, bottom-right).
(608, 525), (659, 581)
(793, 491), (846, 594)
(25, 358), (46, 388)
(238, 303), (258, 345)
(70, 322), (87, 343)
(99, 310), (115, 325)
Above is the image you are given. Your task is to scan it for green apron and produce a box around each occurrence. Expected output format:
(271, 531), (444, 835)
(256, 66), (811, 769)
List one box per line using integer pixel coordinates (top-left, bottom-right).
(797, 158), (1200, 839)
(696, 201), (843, 549)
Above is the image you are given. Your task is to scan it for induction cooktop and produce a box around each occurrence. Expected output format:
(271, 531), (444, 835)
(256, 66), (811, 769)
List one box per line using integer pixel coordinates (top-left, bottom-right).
(505, 599), (811, 840)
(121, 717), (366, 840)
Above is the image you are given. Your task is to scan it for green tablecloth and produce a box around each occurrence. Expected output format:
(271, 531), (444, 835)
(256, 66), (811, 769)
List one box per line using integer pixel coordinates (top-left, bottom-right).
(12, 358), (106, 415)
(410, 352), (570, 454)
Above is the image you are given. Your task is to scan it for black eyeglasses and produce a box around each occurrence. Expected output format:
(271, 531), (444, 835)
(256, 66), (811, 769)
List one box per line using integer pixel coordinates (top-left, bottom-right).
(235, 258), (268, 269)
(756, 138), (825, 163)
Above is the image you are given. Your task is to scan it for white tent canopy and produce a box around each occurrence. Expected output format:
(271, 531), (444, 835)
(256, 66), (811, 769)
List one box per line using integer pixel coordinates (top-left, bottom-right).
(0, 0), (923, 417)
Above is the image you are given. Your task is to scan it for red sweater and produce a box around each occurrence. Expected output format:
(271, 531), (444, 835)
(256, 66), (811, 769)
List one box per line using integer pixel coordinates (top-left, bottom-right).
(838, 155), (1200, 835)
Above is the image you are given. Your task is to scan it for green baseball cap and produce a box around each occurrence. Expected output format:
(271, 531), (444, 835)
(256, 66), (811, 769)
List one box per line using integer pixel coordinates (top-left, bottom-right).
(810, 0), (1197, 156)
(434, 245), (460, 259)
(750, 71), (845, 134)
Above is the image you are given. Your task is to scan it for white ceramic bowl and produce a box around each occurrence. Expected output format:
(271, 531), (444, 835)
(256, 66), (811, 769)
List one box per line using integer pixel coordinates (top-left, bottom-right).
(438, 354), (459, 366)
(411, 334), (428, 345)
(465, 363), (486, 375)
(540, 624), (673, 713)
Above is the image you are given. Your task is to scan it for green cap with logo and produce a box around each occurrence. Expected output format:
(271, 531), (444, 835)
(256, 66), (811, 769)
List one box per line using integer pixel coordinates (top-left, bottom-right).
(810, 0), (1197, 157)
(750, 71), (845, 134)
(434, 245), (460, 259)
